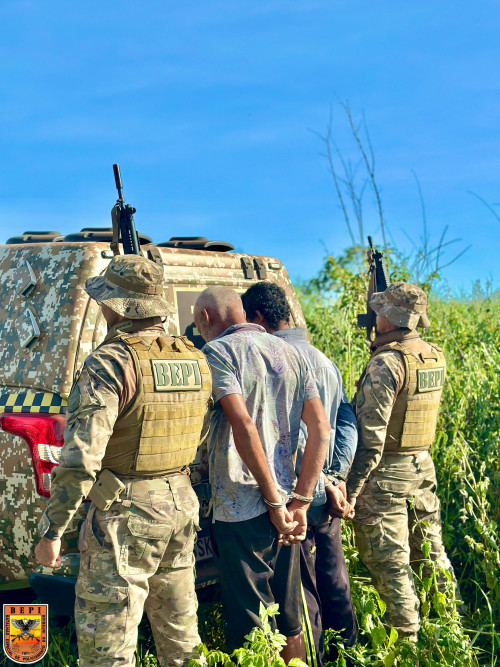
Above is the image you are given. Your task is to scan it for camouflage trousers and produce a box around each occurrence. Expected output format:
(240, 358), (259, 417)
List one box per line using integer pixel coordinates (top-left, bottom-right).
(75, 474), (201, 666)
(353, 451), (458, 637)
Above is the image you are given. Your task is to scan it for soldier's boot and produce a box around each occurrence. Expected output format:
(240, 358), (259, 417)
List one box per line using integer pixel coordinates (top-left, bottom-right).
(354, 512), (420, 638)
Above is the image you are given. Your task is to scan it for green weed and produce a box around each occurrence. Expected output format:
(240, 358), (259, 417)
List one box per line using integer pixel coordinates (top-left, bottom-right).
(188, 603), (308, 667)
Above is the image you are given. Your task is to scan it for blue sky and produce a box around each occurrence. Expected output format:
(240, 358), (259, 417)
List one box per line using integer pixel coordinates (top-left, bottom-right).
(1, 1), (499, 291)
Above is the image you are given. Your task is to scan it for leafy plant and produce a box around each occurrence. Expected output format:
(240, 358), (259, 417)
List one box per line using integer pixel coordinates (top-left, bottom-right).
(188, 603), (308, 667)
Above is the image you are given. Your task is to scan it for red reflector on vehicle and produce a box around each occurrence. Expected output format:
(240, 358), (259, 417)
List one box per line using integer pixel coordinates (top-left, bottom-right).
(0, 413), (66, 498)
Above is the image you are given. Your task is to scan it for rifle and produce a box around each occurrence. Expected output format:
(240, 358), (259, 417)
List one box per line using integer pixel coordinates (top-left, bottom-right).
(357, 236), (390, 341)
(110, 164), (141, 256)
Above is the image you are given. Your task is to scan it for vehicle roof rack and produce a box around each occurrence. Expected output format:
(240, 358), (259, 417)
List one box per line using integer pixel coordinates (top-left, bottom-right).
(59, 227), (152, 245)
(156, 236), (234, 252)
(6, 231), (62, 244)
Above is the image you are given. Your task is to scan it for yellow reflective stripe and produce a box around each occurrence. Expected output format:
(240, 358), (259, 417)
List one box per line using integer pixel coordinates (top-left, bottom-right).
(0, 392), (66, 413)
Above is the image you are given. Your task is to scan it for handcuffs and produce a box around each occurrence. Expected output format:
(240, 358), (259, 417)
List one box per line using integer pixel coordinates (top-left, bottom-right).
(263, 489), (314, 508)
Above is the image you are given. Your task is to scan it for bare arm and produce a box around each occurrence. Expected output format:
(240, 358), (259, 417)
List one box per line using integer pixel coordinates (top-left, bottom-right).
(295, 397), (331, 499)
(281, 397), (331, 543)
(218, 394), (297, 535)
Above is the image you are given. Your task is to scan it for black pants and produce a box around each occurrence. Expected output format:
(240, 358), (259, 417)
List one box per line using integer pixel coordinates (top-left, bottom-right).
(301, 510), (357, 666)
(211, 512), (302, 651)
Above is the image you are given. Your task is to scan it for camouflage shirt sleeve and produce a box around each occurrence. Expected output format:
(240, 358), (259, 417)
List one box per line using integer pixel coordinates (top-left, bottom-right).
(346, 350), (405, 498)
(39, 341), (135, 540)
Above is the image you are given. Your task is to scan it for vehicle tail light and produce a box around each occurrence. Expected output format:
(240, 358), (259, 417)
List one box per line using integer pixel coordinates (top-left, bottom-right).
(0, 413), (66, 498)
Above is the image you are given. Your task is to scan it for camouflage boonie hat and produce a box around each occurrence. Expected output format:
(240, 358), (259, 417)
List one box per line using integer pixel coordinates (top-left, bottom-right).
(85, 255), (172, 319)
(370, 282), (430, 329)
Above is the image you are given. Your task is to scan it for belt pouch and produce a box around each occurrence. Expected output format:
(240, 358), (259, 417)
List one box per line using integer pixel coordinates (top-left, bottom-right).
(87, 469), (126, 511)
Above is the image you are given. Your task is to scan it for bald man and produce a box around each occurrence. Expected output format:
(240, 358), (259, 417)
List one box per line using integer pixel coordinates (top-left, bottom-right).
(194, 287), (331, 662)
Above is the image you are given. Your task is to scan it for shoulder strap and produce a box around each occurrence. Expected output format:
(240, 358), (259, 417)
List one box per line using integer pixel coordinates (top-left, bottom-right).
(171, 335), (193, 352)
(171, 335), (206, 359)
(107, 331), (156, 352)
(370, 340), (403, 359)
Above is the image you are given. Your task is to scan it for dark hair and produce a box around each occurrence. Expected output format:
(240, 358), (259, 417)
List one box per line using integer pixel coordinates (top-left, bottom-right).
(241, 281), (290, 329)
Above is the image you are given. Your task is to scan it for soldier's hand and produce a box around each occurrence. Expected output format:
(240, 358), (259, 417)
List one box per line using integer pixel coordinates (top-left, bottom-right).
(35, 537), (62, 569)
(267, 505), (298, 539)
(326, 483), (353, 519)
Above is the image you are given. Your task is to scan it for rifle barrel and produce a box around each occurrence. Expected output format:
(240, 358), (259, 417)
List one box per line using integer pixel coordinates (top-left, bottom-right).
(113, 164), (124, 202)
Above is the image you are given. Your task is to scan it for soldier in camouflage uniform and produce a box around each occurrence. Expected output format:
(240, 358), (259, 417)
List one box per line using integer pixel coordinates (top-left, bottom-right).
(34, 255), (212, 666)
(346, 282), (458, 640)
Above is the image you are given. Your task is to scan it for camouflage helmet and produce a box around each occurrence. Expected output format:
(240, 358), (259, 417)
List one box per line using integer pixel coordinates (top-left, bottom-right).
(85, 255), (172, 319)
(369, 282), (430, 329)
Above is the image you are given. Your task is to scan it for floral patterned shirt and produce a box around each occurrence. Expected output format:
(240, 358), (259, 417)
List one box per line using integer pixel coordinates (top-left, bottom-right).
(203, 323), (319, 522)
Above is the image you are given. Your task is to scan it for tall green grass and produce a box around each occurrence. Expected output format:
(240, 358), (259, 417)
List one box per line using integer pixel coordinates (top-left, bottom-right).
(298, 250), (499, 665)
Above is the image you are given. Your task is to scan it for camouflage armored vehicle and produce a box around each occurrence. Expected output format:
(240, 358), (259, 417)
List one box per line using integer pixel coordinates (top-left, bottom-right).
(0, 228), (306, 611)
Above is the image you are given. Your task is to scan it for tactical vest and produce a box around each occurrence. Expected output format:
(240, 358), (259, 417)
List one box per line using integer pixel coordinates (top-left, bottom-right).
(101, 331), (212, 476)
(360, 334), (446, 451)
